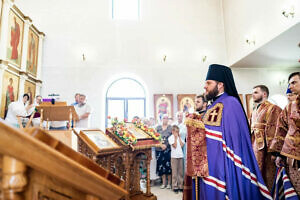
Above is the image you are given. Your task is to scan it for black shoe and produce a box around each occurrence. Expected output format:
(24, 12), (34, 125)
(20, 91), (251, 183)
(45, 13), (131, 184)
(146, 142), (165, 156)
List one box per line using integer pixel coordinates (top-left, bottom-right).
(179, 189), (183, 192)
(173, 189), (178, 194)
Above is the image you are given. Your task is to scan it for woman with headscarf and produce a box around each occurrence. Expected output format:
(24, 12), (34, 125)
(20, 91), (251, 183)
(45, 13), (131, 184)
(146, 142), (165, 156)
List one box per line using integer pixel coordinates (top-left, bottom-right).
(5, 94), (30, 128)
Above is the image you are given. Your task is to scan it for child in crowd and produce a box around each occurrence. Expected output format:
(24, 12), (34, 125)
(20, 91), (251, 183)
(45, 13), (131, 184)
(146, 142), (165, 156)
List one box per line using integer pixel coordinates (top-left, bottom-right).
(168, 125), (185, 193)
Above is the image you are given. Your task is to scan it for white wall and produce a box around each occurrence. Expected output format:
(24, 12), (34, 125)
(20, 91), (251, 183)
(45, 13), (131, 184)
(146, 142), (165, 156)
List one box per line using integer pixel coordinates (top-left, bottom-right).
(222, 0), (300, 65)
(15, 0), (298, 129)
(43, 65), (210, 129)
(232, 67), (299, 109)
(16, 0), (227, 129)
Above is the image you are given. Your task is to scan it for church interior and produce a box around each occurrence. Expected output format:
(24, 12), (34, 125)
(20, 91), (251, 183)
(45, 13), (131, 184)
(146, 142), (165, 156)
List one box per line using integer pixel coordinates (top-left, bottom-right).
(0, 0), (299, 199)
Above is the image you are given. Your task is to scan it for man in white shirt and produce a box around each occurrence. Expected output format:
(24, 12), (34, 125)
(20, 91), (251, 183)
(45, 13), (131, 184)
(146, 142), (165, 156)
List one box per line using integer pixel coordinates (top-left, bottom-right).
(75, 94), (91, 128)
(174, 112), (187, 142)
(168, 125), (185, 193)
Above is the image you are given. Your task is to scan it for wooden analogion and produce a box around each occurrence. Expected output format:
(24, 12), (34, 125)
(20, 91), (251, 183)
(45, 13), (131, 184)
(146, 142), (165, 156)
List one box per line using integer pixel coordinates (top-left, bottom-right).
(76, 123), (161, 200)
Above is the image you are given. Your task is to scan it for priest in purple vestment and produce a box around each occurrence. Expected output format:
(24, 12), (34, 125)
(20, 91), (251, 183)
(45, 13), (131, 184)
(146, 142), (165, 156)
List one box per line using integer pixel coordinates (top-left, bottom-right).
(192, 64), (272, 200)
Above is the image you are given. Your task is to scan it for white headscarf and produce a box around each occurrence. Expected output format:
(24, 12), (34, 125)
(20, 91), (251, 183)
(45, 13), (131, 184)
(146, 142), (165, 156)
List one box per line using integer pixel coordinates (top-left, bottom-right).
(5, 96), (28, 127)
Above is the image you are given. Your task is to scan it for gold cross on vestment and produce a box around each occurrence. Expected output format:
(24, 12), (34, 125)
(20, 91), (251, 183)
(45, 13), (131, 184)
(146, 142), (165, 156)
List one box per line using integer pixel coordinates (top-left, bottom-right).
(209, 109), (218, 122)
(203, 103), (223, 126)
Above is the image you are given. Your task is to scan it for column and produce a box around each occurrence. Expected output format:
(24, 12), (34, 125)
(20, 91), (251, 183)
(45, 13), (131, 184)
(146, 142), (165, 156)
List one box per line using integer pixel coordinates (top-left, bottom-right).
(135, 157), (141, 193)
(2, 155), (27, 200)
(124, 153), (131, 200)
(146, 158), (151, 196)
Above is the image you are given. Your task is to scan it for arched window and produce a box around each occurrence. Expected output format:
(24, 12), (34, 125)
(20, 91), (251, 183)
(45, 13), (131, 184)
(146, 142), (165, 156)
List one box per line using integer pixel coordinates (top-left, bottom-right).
(105, 78), (146, 127)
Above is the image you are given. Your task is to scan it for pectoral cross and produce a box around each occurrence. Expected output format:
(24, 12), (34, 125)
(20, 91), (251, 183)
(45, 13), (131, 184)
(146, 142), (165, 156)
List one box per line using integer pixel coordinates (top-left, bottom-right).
(209, 109), (218, 122)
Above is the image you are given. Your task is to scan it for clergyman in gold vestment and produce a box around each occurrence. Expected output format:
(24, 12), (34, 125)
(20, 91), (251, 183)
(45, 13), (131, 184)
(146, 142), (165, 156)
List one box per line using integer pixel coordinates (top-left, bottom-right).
(270, 72), (300, 195)
(250, 85), (282, 190)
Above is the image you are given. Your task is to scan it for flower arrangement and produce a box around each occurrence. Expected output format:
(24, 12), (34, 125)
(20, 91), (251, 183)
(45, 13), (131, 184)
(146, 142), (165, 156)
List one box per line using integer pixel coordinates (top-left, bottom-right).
(108, 116), (137, 145)
(108, 116), (119, 126)
(132, 118), (161, 141)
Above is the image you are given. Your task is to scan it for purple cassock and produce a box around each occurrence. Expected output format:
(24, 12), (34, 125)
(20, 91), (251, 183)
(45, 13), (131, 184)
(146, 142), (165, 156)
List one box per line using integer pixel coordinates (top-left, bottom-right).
(192, 92), (272, 200)
(271, 167), (299, 200)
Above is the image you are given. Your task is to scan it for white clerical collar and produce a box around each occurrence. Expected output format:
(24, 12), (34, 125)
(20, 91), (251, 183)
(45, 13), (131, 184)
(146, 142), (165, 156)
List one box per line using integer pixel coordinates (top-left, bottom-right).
(217, 92), (224, 97)
(211, 92), (224, 103)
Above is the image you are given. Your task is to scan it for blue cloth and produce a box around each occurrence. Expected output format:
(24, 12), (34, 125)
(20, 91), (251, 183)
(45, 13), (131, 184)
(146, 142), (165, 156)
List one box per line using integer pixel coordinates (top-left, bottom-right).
(71, 102), (78, 106)
(49, 126), (67, 130)
(70, 102), (78, 128)
(271, 167), (299, 200)
(286, 85), (292, 94)
(193, 93), (272, 200)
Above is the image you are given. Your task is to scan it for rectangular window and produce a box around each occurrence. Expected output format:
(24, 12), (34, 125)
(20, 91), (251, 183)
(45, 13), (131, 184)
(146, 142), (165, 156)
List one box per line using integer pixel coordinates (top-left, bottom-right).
(106, 98), (145, 127)
(107, 99), (125, 126)
(112, 0), (140, 20)
(127, 99), (145, 121)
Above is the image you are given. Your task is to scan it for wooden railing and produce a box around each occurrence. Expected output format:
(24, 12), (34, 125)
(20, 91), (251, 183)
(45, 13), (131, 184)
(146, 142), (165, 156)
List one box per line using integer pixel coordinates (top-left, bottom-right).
(0, 122), (127, 200)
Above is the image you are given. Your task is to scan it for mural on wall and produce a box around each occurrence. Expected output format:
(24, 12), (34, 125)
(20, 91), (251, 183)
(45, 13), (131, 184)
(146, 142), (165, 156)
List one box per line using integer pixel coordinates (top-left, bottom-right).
(26, 28), (39, 76)
(1, 71), (19, 118)
(24, 80), (36, 105)
(177, 94), (196, 113)
(154, 94), (173, 123)
(6, 9), (24, 67)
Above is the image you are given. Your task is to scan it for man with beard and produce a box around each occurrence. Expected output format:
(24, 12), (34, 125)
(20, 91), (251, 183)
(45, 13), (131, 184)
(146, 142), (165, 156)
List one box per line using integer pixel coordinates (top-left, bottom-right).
(75, 94), (92, 128)
(192, 64), (271, 200)
(270, 72), (300, 196)
(250, 85), (282, 190)
(195, 95), (208, 117)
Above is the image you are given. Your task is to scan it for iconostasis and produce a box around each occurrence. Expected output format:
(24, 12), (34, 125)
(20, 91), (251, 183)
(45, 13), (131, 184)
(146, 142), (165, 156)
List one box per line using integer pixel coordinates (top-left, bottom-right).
(0, 0), (44, 118)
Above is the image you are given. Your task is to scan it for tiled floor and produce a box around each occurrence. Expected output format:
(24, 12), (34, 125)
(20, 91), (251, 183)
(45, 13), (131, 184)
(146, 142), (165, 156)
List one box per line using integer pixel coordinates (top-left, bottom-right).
(151, 185), (183, 200)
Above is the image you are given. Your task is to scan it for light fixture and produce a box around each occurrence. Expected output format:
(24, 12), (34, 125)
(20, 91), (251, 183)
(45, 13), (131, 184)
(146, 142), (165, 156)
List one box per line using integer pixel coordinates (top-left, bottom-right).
(282, 6), (295, 18)
(82, 53), (86, 61)
(202, 55), (207, 62)
(279, 79), (287, 86)
(163, 55), (167, 62)
(245, 35), (256, 45)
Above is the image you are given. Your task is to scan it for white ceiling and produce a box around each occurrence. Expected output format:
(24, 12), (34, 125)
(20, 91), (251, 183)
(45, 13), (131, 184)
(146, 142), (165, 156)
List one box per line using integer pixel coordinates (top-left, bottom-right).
(231, 22), (300, 69)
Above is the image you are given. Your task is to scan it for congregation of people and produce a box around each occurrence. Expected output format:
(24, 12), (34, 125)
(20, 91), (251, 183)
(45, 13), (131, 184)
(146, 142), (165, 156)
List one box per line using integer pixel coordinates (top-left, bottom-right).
(4, 92), (92, 130)
(2, 64), (299, 199)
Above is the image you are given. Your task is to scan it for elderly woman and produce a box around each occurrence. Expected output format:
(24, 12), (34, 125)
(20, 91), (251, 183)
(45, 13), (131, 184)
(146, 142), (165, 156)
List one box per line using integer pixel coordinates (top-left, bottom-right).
(156, 114), (172, 189)
(5, 94), (30, 128)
